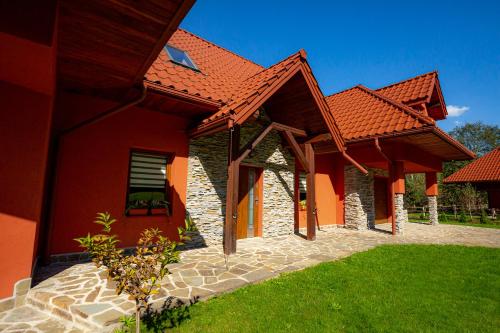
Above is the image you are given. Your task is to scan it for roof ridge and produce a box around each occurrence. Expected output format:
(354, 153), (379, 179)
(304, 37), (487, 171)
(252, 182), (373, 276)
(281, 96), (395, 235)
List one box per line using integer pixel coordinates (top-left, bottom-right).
(375, 70), (438, 91)
(356, 85), (435, 126)
(176, 28), (264, 69)
(221, 51), (303, 106)
(240, 50), (303, 82)
(376, 71), (437, 91)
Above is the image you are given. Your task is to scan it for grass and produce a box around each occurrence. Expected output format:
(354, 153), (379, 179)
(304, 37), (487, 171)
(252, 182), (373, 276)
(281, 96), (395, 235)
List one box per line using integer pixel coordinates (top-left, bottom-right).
(408, 212), (500, 229)
(138, 245), (500, 332)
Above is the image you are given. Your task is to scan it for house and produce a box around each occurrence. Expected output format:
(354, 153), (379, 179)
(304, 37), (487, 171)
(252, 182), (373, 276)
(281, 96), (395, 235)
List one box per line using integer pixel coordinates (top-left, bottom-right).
(0, 0), (474, 308)
(444, 147), (500, 209)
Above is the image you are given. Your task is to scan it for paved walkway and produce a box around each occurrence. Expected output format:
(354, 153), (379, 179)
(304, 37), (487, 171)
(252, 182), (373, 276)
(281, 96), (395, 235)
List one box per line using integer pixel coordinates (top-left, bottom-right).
(0, 223), (499, 332)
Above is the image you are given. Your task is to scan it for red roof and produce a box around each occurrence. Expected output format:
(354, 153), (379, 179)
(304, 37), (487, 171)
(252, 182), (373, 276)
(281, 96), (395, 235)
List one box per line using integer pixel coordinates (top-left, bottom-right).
(325, 85), (434, 140)
(146, 29), (263, 102)
(376, 71), (437, 105)
(444, 147), (500, 183)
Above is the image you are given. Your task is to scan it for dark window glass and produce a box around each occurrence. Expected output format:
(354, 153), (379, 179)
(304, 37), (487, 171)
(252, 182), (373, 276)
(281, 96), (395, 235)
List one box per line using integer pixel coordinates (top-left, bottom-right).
(126, 151), (172, 215)
(299, 172), (307, 202)
(165, 45), (198, 70)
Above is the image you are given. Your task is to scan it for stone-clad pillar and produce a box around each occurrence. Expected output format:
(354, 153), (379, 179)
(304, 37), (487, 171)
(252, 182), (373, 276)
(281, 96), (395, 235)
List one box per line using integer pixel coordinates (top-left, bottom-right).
(426, 172), (439, 225)
(394, 193), (407, 233)
(392, 161), (407, 234)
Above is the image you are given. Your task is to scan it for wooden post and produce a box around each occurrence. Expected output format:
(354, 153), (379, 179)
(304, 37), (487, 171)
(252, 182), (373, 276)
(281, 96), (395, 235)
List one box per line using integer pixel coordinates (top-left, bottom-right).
(305, 143), (316, 240)
(389, 162), (396, 235)
(224, 124), (240, 255)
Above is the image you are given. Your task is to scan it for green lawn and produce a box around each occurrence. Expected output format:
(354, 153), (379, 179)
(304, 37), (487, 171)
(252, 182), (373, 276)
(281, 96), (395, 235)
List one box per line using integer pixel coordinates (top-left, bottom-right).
(138, 245), (500, 332)
(408, 212), (500, 229)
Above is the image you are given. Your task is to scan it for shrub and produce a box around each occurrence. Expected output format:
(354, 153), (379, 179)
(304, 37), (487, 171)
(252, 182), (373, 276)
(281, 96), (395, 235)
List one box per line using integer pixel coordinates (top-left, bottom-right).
(458, 211), (468, 223)
(480, 209), (489, 224)
(438, 213), (448, 223)
(75, 212), (187, 333)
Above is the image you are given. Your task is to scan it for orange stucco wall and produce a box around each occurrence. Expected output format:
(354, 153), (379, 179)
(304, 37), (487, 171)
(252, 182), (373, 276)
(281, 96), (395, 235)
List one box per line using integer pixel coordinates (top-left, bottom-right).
(48, 95), (190, 255)
(296, 153), (344, 228)
(0, 32), (56, 298)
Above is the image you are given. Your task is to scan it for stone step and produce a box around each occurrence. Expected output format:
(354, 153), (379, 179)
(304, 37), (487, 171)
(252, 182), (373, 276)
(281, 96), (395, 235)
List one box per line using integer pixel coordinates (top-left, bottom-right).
(26, 289), (126, 333)
(0, 304), (84, 332)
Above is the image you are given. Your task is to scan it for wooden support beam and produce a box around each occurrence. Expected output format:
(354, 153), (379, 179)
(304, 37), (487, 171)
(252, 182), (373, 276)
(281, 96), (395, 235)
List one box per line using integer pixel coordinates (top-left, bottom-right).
(305, 143), (316, 240)
(389, 162), (397, 235)
(304, 133), (331, 144)
(283, 131), (309, 172)
(236, 123), (274, 164)
(224, 124), (240, 254)
(272, 122), (307, 137)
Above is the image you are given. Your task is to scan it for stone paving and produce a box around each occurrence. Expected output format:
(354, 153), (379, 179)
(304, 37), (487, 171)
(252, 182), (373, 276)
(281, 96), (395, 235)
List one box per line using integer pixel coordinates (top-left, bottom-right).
(0, 222), (499, 332)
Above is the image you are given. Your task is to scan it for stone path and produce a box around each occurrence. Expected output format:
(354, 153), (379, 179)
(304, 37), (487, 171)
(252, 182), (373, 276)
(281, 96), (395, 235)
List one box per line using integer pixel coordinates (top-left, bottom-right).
(1, 223), (499, 332)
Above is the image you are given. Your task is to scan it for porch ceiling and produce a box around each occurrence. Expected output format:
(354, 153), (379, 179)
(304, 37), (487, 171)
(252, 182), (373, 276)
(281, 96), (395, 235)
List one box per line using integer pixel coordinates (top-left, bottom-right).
(57, 0), (194, 98)
(263, 72), (335, 140)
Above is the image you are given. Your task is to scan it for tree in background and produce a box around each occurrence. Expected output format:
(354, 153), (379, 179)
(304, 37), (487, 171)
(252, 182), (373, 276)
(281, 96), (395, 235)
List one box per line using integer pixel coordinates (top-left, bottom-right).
(440, 122), (499, 209)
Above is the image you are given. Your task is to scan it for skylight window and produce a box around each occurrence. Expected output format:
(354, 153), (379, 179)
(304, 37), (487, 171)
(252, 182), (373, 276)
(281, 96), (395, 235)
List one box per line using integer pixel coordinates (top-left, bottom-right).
(165, 45), (198, 71)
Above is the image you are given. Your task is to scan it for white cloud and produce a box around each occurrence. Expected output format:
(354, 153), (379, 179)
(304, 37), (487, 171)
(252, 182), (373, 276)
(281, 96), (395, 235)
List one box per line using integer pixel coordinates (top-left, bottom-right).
(447, 105), (470, 117)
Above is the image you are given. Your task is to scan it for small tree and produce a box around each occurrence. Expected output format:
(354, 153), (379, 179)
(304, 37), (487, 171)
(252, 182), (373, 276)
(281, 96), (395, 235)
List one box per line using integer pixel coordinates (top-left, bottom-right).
(75, 213), (186, 333)
(479, 209), (489, 224)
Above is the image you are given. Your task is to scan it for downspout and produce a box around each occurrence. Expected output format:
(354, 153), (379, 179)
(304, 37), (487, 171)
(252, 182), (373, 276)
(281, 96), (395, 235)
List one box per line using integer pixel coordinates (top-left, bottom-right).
(374, 138), (396, 235)
(42, 85), (148, 261)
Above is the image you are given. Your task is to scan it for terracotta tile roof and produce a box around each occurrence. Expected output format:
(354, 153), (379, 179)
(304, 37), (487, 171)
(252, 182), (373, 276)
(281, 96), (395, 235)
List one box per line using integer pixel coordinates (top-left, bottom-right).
(444, 147), (500, 183)
(325, 85), (434, 140)
(145, 29), (264, 102)
(201, 51), (304, 125)
(376, 71), (437, 105)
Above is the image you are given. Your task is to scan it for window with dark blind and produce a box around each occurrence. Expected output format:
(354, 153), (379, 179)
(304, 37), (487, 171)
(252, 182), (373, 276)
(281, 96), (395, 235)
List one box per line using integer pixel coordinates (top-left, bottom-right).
(126, 151), (172, 216)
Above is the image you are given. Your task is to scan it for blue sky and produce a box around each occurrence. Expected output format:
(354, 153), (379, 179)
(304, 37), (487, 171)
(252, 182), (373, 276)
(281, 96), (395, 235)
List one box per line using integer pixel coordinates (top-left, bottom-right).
(181, 0), (500, 132)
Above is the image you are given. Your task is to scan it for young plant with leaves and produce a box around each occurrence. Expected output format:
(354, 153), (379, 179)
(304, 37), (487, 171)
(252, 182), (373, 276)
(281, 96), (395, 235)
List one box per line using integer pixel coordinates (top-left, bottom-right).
(75, 213), (187, 333)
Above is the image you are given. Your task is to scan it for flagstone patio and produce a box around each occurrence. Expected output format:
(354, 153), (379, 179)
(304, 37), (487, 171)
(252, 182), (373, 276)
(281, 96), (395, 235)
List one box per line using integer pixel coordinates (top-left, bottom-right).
(0, 222), (499, 332)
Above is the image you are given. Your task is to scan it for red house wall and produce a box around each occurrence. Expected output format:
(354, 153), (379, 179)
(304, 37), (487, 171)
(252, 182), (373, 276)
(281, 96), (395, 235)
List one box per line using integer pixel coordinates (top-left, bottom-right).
(0, 32), (56, 298)
(48, 95), (190, 255)
(296, 153), (345, 229)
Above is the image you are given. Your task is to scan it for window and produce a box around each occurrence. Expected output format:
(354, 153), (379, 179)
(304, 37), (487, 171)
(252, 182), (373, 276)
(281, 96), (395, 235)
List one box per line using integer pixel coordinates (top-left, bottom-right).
(164, 45), (198, 70)
(126, 151), (173, 216)
(298, 172), (307, 210)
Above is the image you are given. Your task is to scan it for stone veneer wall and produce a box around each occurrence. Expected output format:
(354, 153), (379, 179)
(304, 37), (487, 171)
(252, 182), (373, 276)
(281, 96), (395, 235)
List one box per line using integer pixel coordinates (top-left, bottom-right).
(344, 166), (375, 230)
(344, 167), (391, 230)
(186, 122), (295, 246)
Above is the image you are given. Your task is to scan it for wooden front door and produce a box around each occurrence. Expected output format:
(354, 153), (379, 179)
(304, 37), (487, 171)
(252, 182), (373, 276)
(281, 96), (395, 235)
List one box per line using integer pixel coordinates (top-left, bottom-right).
(237, 166), (262, 239)
(374, 177), (389, 224)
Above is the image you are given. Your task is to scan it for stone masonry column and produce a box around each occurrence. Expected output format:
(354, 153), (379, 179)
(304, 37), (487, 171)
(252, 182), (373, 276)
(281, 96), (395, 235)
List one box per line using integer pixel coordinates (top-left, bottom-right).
(426, 172), (439, 225)
(392, 161), (407, 234)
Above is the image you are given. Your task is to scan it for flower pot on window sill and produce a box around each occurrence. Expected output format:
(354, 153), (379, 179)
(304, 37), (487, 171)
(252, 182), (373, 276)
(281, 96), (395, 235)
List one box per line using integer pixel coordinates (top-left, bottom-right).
(151, 208), (169, 216)
(127, 208), (149, 216)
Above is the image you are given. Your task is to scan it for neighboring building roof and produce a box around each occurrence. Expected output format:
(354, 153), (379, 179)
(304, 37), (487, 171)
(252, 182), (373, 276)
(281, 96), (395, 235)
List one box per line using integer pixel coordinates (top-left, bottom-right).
(376, 71), (437, 105)
(325, 85), (434, 140)
(146, 29), (264, 102)
(444, 147), (500, 183)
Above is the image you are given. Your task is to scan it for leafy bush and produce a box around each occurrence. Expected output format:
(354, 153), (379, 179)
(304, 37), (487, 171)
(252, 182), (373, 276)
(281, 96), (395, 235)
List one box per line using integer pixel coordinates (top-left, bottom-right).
(438, 213), (448, 223)
(75, 212), (187, 333)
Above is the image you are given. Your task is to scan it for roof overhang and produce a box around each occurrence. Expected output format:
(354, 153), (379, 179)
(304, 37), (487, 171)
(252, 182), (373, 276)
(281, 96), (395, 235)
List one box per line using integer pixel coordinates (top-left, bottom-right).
(345, 126), (475, 161)
(57, 0), (195, 98)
